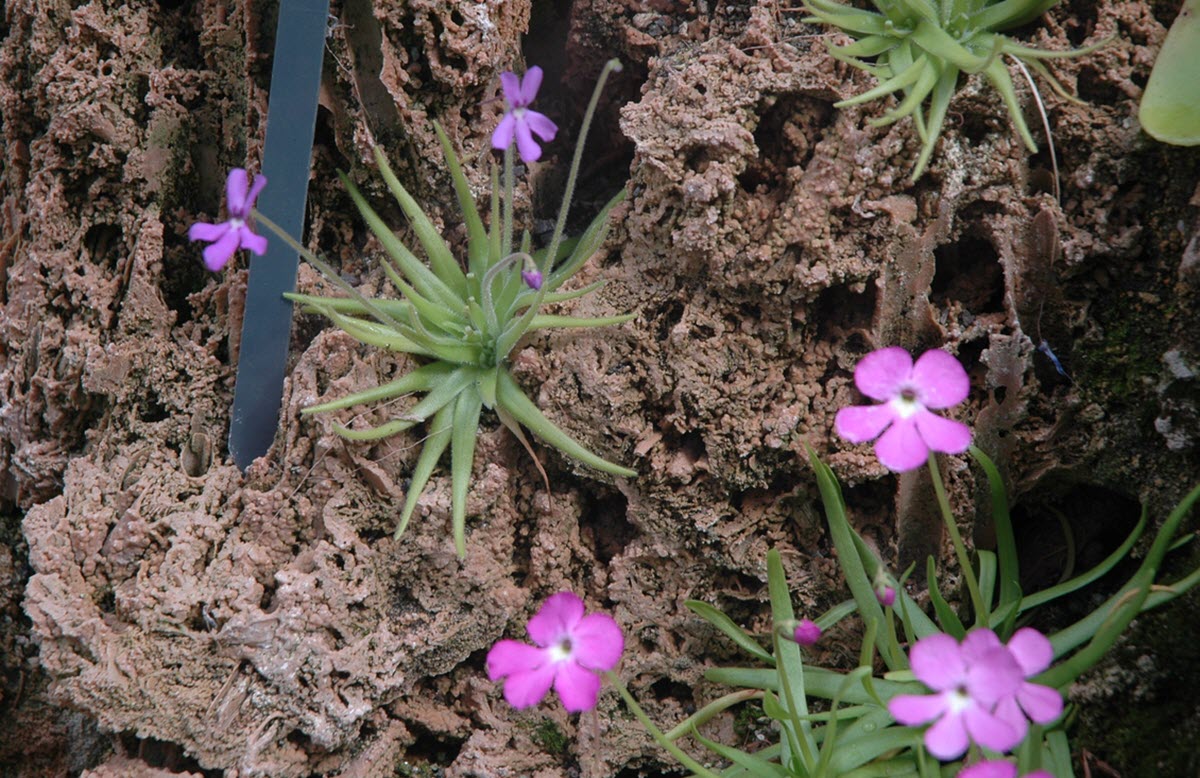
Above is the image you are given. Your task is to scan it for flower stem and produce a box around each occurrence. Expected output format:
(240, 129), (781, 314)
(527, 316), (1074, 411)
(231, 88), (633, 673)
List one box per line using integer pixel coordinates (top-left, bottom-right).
(539, 58), (622, 276)
(253, 209), (405, 331)
(926, 452), (988, 624)
(604, 671), (723, 778)
(503, 144), (515, 257)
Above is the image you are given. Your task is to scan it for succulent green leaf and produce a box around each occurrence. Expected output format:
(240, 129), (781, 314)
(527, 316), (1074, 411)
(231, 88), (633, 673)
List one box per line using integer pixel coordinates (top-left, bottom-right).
(496, 369), (635, 478)
(394, 403), (455, 539)
(450, 386), (484, 557)
(340, 171), (464, 310)
(433, 121), (489, 276)
(302, 361), (456, 415)
(529, 313), (636, 331)
(372, 146), (468, 296)
(1139, 0), (1200, 145)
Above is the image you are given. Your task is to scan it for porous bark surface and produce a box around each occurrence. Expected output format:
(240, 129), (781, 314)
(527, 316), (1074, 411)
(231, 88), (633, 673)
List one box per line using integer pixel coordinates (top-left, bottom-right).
(1, 1), (1198, 775)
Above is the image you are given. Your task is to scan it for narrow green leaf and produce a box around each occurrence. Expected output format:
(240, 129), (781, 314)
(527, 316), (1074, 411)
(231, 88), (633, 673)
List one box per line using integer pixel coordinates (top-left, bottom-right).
(686, 600), (776, 665)
(450, 385), (483, 558)
(969, 446), (1021, 610)
(691, 728), (790, 778)
(925, 556), (965, 638)
(372, 146), (468, 295)
(529, 313), (636, 330)
(340, 171), (464, 310)
(433, 121), (489, 276)
(394, 403), (455, 538)
(767, 549), (819, 771)
(302, 361), (456, 415)
(495, 369), (636, 477)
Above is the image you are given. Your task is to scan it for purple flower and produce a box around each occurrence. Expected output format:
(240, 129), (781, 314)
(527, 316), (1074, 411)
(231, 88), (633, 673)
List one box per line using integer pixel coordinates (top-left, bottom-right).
(958, 761), (1053, 778)
(492, 66), (558, 163)
(992, 628), (1064, 733)
(888, 630), (1025, 760)
(835, 347), (972, 472)
(793, 618), (822, 646)
(188, 168), (268, 271)
(486, 592), (624, 713)
(875, 582), (897, 607)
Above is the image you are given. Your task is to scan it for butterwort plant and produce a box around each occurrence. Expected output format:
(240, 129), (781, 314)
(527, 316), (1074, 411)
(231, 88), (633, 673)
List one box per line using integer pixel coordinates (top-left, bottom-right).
(800, 0), (1107, 178)
(487, 350), (1200, 775)
(254, 59), (635, 557)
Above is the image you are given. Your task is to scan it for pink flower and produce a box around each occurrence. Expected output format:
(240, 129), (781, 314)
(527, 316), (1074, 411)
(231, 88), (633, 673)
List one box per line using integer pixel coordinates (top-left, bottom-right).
(188, 168), (268, 271)
(835, 347), (973, 472)
(888, 630), (1025, 760)
(492, 66), (558, 163)
(793, 618), (822, 646)
(486, 592), (624, 713)
(875, 582), (897, 607)
(992, 628), (1064, 734)
(958, 761), (1053, 778)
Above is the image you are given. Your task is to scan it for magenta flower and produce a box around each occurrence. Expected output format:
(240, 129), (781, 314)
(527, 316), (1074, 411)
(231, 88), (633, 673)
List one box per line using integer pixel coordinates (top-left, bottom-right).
(888, 630), (1025, 760)
(188, 168), (268, 271)
(486, 592), (624, 713)
(991, 628), (1064, 733)
(875, 582), (897, 608)
(492, 66), (558, 163)
(958, 761), (1053, 778)
(835, 347), (972, 472)
(793, 618), (822, 646)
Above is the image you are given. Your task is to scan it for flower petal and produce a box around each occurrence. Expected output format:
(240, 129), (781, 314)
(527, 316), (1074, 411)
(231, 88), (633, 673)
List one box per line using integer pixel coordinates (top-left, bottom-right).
(527, 592), (584, 647)
(1006, 628), (1053, 676)
(499, 71), (522, 107)
(202, 229), (241, 271)
(237, 225), (268, 256)
(1016, 681), (1063, 724)
(912, 349), (969, 409)
(854, 347), (913, 401)
(242, 173), (268, 216)
(553, 660), (602, 712)
(923, 708), (970, 760)
(570, 613), (624, 671)
(501, 664), (556, 709)
(909, 633), (966, 690)
(486, 640), (545, 680)
(188, 221), (228, 242)
(963, 703), (1023, 754)
(835, 404), (896, 444)
(958, 760), (1019, 778)
(519, 66), (544, 106)
(524, 110), (558, 143)
(959, 629), (1004, 664)
(914, 408), (972, 454)
(225, 168), (250, 215)
(514, 118), (542, 163)
(873, 417), (929, 472)
(965, 646), (1023, 706)
(992, 695), (1028, 739)
(492, 112), (517, 152)
(887, 692), (948, 726)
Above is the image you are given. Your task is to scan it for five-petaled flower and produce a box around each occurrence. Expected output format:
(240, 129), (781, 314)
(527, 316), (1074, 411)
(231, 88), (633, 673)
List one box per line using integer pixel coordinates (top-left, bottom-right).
(188, 168), (268, 271)
(957, 760), (1053, 778)
(492, 66), (558, 163)
(988, 628), (1064, 737)
(487, 592), (624, 713)
(888, 630), (1025, 760)
(835, 347), (972, 472)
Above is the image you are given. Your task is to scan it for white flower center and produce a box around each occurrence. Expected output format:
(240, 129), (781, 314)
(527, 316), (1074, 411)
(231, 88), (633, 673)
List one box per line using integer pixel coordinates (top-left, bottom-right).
(230, 217), (245, 229)
(946, 688), (972, 715)
(548, 637), (572, 663)
(889, 386), (923, 419)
